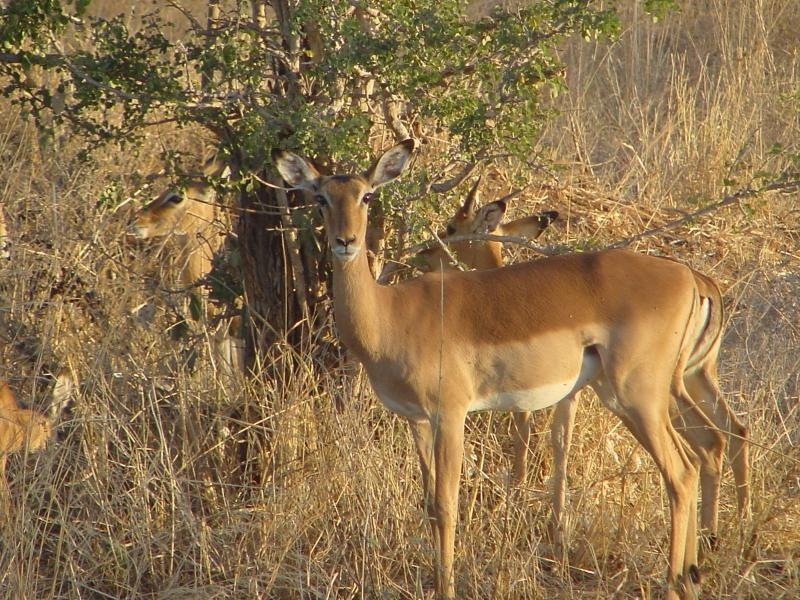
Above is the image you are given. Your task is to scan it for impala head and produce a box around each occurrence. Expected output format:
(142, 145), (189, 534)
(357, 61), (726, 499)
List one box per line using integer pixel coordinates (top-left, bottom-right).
(418, 177), (559, 272)
(129, 154), (228, 240)
(17, 412), (53, 453)
(273, 139), (415, 264)
(444, 175), (508, 238)
(0, 371), (75, 457)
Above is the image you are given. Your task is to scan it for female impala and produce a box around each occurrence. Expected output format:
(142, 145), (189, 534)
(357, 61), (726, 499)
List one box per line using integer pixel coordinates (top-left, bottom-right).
(417, 176), (558, 274)
(130, 153), (231, 303)
(130, 153), (243, 375)
(421, 182), (749, 548)
(276, 139), (735, 599)
(0, 372), (73, 504)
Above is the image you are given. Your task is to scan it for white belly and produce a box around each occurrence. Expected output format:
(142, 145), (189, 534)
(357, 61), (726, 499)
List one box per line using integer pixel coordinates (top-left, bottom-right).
(468, 350), (601, 413)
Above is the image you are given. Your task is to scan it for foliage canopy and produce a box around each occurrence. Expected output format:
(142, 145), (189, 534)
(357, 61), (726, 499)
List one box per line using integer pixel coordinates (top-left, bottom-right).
(0, 1), (627, 173)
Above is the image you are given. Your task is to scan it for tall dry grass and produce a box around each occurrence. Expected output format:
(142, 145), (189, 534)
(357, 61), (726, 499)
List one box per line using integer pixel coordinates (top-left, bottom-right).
(1, 1), (798, 598)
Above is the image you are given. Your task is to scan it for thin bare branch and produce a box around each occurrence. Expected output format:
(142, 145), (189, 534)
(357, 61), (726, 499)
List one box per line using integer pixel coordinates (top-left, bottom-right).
(430, 161), (483, 193)
(0, 51), (62, 67)
(390, 232), (567, 264)
(608, 177), (800, 250)
(427, 227), (465, 269)
(274, 180), (310, 320)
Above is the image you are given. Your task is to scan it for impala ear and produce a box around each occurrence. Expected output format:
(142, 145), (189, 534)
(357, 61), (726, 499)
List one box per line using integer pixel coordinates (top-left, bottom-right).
(472, 200), (507, 233)
(500, 210), (560, 239)
(364, 139), (416, 188)
(272, 149), (320, 189)
(202, 151), (230, 179)
(0, 380), (17, 410)
(538, 210), (559, 227)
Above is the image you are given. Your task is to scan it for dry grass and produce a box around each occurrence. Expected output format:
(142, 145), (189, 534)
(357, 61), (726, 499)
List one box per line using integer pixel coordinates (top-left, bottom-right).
(1, 1), (799, 598)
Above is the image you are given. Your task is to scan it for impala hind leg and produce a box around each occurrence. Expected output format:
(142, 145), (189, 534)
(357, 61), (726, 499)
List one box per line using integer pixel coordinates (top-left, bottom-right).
(608, 375), (701, 599)
(632, 413), (699, 598)
(672, 386), (702, 582)
(671, 384), (725, 549)
(684, 366), (750, 526)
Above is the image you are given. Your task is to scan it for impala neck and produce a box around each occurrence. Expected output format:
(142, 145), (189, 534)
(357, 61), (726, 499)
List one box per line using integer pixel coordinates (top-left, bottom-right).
(331, 248), (384, 360)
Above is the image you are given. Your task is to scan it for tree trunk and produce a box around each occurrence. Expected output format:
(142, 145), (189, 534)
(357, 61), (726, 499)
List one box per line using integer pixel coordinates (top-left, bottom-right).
(237, 183), (301, 369)
(227, 2), (334, 487)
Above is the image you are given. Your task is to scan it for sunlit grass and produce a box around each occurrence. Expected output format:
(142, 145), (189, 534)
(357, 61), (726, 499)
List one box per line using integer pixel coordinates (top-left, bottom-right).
(0, 1), (798, 598)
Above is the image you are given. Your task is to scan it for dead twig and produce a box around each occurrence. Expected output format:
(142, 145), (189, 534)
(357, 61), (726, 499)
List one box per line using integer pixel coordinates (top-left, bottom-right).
(608, 178), (800, 250)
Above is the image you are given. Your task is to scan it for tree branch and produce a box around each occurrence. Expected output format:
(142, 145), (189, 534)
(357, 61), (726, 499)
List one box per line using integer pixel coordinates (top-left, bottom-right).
(429, 160), (483, 193)
(0, 51), (63, 67)
(608, 177), (800, 250)
(382, 95), (410, 141)
(380, 175), (800, 286)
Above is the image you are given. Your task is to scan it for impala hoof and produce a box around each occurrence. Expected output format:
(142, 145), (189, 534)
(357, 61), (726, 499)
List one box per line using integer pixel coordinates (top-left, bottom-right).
(688, 564), (701, 584)
(672, 567), (701, 599)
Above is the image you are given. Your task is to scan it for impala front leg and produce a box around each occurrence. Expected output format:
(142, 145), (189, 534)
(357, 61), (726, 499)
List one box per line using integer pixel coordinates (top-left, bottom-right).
(432, 411), (466, 600)
(510, 412), (531, 488)
(548, 394), (579, 554)
(408, 418), (438, 552)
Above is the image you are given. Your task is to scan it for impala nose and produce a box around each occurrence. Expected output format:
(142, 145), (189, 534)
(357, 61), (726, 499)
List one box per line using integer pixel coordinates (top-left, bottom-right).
(336, 235), (356, 249)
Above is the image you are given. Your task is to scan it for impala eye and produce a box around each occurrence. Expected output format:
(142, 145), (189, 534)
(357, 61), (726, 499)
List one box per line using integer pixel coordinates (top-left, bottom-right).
(165, 192), (183, 204)
(315, 194), (328, 207)
(362, 192), (373, 205)
(446, 224), (456, 236)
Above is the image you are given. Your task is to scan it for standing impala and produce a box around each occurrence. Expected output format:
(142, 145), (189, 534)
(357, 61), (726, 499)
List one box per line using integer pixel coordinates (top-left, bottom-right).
(421, 183), (749, 549)
(275, 139), (736, 599)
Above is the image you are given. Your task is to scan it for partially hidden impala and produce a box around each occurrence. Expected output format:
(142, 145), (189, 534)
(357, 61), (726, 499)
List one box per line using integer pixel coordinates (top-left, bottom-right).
(130, 153), (232, 302)
(274, 139), (748, 599)
(130, 153), (243, 376)
(0, 372), (74, 505)
(416, 175), (559, 273)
